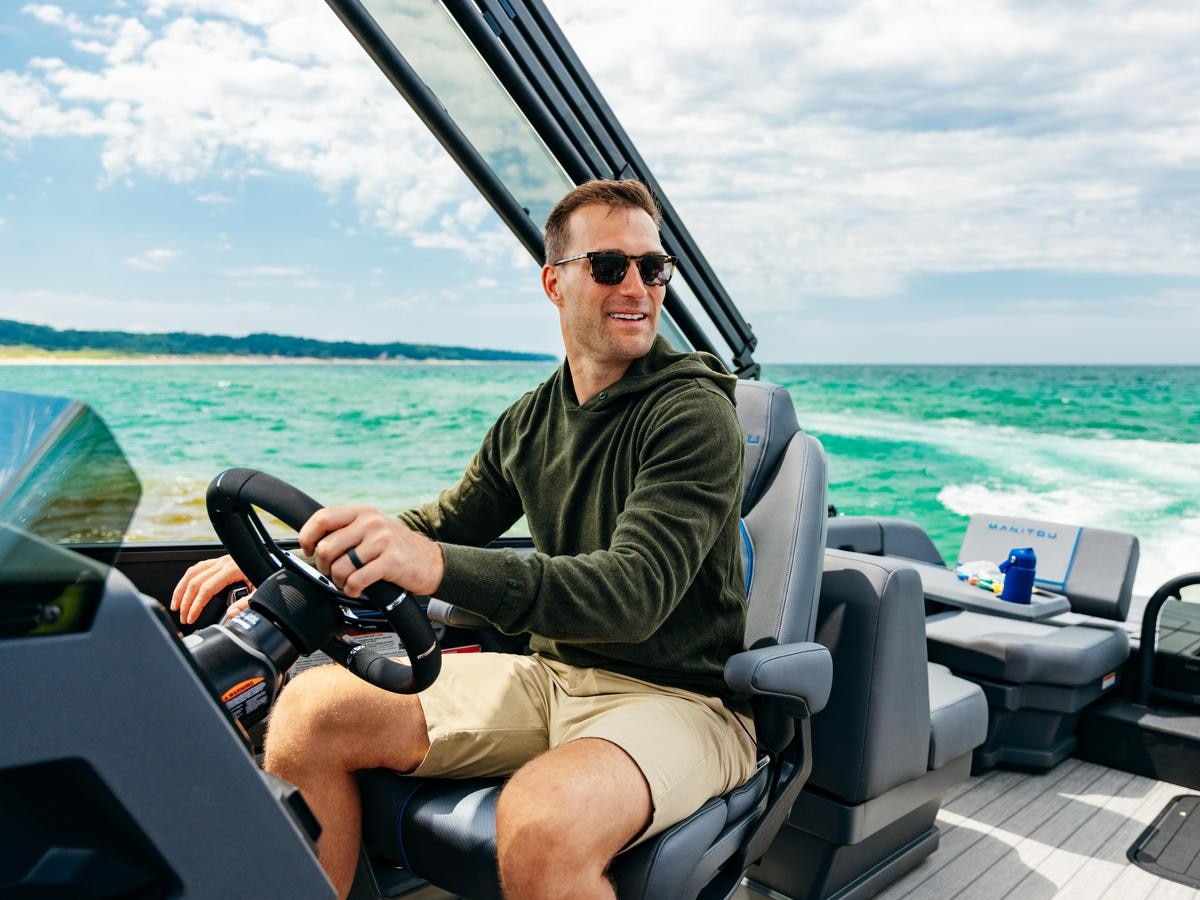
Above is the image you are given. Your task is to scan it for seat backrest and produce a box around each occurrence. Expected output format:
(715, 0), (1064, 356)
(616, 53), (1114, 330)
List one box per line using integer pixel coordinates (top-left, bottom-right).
(809, 550), (932, 804)
(735, 381), (828, 648)
(958, 513), (1139, 621)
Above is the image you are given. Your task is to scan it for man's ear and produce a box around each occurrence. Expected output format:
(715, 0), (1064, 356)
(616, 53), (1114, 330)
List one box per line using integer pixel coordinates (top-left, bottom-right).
(542, 263), (564, 309)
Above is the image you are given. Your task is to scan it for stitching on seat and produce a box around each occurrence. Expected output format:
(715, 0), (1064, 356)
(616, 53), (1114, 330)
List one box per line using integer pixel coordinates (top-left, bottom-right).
(853, 568), (893, 799)
(740, 519), (755, 596)
(749, 645), (825, 693)
(634, 799), (724, 896)
(745, 383), (774, 512)
(774, 434), (808, 642)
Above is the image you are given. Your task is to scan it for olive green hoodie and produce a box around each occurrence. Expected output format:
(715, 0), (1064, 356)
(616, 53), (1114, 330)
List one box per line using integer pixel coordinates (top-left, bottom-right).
(401, 337), (746, 703)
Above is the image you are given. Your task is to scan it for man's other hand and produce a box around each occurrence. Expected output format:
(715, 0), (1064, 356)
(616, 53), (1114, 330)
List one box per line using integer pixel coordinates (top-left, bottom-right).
(299, 506), (445, 599)
(171, 554), (251, 625)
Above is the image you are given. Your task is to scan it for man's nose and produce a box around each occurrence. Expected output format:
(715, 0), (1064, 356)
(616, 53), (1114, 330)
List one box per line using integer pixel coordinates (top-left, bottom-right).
(616, 260), (648, 297)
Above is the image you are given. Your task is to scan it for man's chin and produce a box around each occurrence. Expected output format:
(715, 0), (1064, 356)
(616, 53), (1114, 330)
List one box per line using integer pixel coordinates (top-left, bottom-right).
(613, 333), (656, 360)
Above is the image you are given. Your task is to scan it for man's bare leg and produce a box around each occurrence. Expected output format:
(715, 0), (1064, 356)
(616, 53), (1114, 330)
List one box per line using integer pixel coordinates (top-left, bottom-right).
(263, 665), (431, 899)
(496, 738), (652, 900)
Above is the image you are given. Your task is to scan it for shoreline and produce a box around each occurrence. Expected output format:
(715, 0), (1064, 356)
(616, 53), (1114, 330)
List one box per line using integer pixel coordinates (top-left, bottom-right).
(0, 352), (557, 367)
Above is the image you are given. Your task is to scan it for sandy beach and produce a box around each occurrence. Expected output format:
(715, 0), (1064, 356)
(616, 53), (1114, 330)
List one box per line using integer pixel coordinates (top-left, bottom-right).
(0, 351), (520, 366)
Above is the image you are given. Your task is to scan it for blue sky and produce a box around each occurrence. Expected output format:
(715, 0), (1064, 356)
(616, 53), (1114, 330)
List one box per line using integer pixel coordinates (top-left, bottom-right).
(1, 1), (1198, 364)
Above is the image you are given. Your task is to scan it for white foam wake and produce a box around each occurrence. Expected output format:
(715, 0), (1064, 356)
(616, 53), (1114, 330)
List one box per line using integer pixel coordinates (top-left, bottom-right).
(797, 409), (1200, 595)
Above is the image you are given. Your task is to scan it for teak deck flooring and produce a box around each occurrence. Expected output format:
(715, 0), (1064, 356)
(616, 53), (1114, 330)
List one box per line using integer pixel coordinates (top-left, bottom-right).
(873, 758), (1197, 899)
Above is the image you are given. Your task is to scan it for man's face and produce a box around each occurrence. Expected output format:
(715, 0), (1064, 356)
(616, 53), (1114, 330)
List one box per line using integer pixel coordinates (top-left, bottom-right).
(542, 203), (665, 370)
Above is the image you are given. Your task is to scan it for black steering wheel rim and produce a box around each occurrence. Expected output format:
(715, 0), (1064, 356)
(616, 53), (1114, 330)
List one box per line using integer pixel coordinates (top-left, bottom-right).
(206, 467), (441, 693)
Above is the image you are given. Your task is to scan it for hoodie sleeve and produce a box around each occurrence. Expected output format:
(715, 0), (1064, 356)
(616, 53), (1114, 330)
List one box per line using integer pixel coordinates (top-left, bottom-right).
(398, 415), (524, 549)
(434, 383), (743, 642)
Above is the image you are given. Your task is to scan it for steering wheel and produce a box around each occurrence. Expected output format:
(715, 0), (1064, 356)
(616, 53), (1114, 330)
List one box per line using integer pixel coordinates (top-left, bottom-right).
(205, 467), (441, 694)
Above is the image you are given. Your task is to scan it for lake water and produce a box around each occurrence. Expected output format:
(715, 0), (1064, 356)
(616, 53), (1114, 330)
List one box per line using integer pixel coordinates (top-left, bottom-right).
(3, 361), (1197, 595)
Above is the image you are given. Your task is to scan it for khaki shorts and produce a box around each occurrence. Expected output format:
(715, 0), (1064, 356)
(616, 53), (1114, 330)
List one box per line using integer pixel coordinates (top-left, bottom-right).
(411, 652), (759, 843)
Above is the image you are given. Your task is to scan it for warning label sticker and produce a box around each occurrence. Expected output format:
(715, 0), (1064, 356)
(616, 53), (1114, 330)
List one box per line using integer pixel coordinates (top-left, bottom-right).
(225, 679), (270, 721)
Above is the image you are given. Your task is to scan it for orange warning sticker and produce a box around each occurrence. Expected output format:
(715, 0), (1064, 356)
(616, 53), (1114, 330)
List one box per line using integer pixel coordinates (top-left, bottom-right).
(222, 677), (265, 703)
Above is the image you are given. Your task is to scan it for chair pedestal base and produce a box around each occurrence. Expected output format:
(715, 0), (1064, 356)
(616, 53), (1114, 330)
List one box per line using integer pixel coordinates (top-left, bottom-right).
(972, 707), (1080, 773)
(747, 799), (940, 900)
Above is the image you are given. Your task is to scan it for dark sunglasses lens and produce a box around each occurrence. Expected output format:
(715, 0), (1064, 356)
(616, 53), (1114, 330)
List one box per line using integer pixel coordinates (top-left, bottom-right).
(638, 255), (674, 286)
(588, 253), (628, 285)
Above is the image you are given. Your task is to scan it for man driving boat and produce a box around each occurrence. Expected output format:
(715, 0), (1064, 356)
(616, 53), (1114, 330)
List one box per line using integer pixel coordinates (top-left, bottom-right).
(172, 178), (757, 899)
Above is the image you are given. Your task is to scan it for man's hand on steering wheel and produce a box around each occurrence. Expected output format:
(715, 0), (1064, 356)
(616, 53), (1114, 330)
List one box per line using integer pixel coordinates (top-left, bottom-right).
(299, 506), (445, 600)
(171, 555), (251, 625)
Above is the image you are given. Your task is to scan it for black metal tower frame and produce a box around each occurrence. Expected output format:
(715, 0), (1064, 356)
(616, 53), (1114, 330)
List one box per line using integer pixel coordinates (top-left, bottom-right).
(325, 0), (760, 378)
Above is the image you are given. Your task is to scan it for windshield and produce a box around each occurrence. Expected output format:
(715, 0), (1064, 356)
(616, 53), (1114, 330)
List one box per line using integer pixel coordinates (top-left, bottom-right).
(0, 391), (139, 635)
(0, 391), (141, 551)
(365, 1), (566, 231)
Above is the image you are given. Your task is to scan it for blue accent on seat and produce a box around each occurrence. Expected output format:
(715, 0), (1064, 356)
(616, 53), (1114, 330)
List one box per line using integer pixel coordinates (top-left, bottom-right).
(394, 779), (426, 873)
(740, 519), (754, 595)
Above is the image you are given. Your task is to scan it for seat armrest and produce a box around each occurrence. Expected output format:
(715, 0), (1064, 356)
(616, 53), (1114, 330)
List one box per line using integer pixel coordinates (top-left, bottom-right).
(724, 642), (832, 717)
(426, 598), (492, 630)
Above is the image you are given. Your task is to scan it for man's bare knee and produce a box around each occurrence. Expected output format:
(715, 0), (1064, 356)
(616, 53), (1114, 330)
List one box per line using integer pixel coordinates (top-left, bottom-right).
(264, 665), (430, 775)
(496, 739), (651, 899)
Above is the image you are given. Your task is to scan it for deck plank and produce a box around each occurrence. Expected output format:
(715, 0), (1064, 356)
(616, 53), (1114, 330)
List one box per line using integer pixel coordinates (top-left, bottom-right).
(943, 762), (1117, 900)
(1062, 773), (1185, 899)
(878, 761), (1085, 898)
(999, 763), (1143, 898)
(871, 759), (1200, 900)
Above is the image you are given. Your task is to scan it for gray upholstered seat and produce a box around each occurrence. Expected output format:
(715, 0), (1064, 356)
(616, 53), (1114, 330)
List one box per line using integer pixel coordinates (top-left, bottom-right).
(927, 663), (990, 770)
(353, 381), (832, 900)
(749, 550), (987, 900)
(925, 611), (1129, 687)
(822, 513), (1137, 772)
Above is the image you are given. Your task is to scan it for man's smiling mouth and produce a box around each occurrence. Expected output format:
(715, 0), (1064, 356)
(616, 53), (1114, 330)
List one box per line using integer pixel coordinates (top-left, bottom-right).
(608, 313), (646, 321)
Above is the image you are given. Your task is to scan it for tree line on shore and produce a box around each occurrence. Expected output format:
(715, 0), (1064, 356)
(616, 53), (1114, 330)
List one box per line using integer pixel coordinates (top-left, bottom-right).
(0, 319), (555, 362)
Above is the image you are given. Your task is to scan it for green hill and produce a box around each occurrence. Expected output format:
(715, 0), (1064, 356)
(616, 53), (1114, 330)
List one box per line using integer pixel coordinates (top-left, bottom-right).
(0, 319), (555, 362)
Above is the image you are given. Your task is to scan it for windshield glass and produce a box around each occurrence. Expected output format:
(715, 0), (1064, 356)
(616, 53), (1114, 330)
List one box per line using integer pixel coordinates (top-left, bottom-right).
(364, 0), (567, 231)
(0, 391), (140, 553)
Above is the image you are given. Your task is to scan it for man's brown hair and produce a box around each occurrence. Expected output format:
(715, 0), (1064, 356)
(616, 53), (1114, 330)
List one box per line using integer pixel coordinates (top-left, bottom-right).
(543, 178), (662, 265)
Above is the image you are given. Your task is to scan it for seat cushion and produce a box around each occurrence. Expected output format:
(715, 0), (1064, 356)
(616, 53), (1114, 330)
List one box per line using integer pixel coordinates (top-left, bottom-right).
(926, 663), (988, 770)
(358, 766), (771, 899)
(925, 610), (1129, 687)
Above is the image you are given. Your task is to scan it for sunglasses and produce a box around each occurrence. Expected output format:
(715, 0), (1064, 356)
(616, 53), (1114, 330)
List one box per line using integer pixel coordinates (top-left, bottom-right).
(552, 251), (677, 287)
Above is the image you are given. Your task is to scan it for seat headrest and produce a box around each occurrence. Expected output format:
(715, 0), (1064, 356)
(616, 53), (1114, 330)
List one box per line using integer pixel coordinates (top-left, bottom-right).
(735, 380), (801, 516)
(958, 514), (1139, 621)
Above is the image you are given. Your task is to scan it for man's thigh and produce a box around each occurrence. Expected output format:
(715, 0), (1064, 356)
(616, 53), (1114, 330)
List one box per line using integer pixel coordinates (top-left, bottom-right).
(410, 651), (553, 779)
(551, 674), (759, 843)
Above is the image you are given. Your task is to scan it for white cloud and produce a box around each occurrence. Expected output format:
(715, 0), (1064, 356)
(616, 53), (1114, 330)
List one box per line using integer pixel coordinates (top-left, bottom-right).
(554, 0), (1200, 300)
(0, 286), (269, 333)
(125, 247), (178, 270)
(21, 4), (102, 37)
(6, 1), (521, 261)
(4, 0), (1200, 360)
(220, 265), (303, 278)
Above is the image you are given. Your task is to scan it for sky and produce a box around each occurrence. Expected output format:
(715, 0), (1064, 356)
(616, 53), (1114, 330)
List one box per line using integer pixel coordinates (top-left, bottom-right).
(1, 0), (1198, 364)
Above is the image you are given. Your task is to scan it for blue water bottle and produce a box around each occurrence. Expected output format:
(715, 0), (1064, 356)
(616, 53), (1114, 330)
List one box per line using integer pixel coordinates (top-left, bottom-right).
(999, 547), (1037, 604)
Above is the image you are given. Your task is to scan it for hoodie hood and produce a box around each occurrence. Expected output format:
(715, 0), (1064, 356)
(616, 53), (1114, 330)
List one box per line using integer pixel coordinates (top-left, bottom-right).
(562, 336), (737, 410)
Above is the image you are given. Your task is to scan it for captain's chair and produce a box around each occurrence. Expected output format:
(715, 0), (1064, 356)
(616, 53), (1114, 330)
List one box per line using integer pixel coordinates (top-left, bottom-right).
(350, 381), (833, 900)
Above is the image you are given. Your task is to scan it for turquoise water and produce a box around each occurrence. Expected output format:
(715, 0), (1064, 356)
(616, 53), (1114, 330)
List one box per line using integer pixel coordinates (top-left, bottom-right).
(3, 362), (1197, 595)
